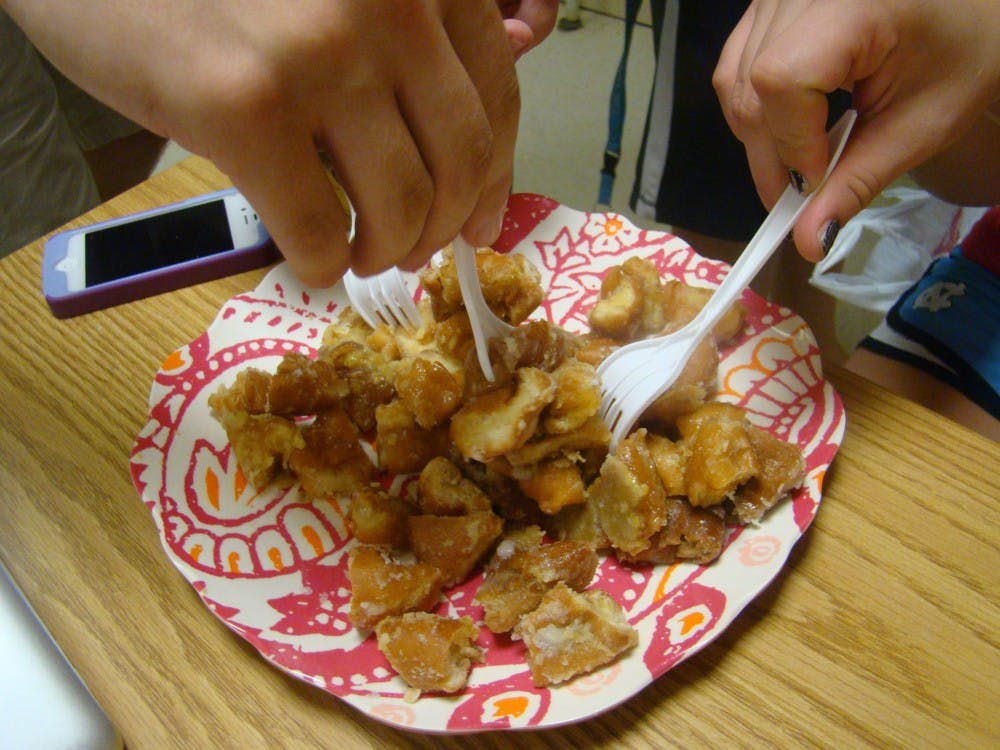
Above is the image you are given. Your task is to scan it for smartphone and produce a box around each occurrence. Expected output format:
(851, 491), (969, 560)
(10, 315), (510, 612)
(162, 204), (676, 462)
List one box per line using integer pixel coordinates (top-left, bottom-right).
(42, 188), (278, 318)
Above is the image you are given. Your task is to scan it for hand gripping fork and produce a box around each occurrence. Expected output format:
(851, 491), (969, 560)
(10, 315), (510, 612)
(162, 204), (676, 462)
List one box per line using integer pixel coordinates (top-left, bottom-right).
(597, 110), (856, 447)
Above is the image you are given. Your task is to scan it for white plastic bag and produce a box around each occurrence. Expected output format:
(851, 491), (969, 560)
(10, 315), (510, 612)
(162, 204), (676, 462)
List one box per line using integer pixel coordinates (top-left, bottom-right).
(810, 186), (988, 314)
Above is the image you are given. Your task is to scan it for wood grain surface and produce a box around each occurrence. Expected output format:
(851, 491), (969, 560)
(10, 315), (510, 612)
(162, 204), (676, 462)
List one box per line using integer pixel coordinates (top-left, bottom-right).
(1, 157), (997, 749)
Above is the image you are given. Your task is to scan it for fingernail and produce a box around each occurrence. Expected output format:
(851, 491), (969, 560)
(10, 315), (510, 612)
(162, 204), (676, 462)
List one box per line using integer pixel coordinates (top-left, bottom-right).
(470, 211), (505, 247)
(788, 168), (808, 194)
(819, 220), (840, 255)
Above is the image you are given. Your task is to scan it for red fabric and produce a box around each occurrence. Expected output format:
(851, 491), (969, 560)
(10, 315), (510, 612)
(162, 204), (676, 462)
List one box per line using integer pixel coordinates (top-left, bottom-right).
(960, 206), (1000, 277)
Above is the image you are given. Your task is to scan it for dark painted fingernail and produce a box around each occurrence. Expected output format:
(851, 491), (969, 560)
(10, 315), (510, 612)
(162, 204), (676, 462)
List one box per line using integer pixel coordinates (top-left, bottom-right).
(788, 168), (808, 194)
(819, 220), (840, 255)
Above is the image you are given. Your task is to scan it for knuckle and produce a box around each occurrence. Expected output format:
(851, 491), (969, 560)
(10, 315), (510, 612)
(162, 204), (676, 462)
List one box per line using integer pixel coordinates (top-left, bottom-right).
(840, 166), (882, 216)
(710, 63), (733, 100)
(726, 85), (763, 134)
(394, 169), (435, 228)
(458, 123), (495, 187)
(748, 53), (794, 100)
(289, 207), (348, 256)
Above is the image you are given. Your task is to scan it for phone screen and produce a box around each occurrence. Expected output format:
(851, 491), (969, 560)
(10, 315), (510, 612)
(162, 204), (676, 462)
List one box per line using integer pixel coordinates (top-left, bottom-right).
(84, 200), (235, 286)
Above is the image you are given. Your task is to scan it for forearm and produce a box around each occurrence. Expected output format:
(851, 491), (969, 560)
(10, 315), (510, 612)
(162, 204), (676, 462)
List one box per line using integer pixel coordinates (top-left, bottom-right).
(0, 0), (197, 134)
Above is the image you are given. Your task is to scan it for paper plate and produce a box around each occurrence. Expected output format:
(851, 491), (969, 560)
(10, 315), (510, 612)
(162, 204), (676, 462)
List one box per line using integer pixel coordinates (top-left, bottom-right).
(131, 194), (845, 733)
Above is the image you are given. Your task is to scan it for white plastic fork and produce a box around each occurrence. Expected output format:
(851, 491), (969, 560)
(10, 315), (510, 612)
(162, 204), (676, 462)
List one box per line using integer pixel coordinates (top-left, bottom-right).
(343, 267), (422, 330)
(342, 238), (514, 380)
(452, 235), (514, 381)
(598, 110), (857, 447)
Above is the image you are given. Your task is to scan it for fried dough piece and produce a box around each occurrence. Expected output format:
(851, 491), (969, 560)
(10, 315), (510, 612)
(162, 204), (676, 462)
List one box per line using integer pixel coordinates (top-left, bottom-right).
(320, 307), (374, 347)
(416, 457), (492, 515)
(463, 320), (581, 398)
(362, 302), (439, 362)
(450, 367), (556, 462)
(347, 545), (443, 629)
(588, 265), (644, 340)
(431, 311), (476, 363)
(550, 500), (610, 550)
(662, 280), (746, 345)
(676, 402), (803, 518)
(493, 320), (580, 374)
(674, 401), (746, 436)
(521, 540), (598, 589)
(476, 249), (545, 325)
(503, 414), (611, 467)
(476, 529), (598, 633)
(375, 613), (484, 694)
(408, 511), (504, 587)
(641, 336), (720, 428)
(645, 432), (689, 497)
(588, 430), (667, 556)
(349, 487), (412, 548)
(512, 583), (638, 687)
(375, 399), (453, 475)
(514, 458), (587, 515)
(214, 410), (304, 488)
(208, 368), (272, 415)
(420, 247), (543, 326)
(209, 356), (350, 417)
(394, 357), (462, 429)
(288, 408), (376, 497)
(731, 425), (805, 523)
(459, 461), (549, 527)
(484, 524), (545, 565)
(684, 418), (758, 507)
(588, 257), (674, 341)
(574, 336), (619, 368)
(268, 352), (351, 415)
(624, 256), (673, 335)
(680, 406), (758, 507)
(619, 498), (726, 565)
(363, 323), (403, 360)
(476, 566), (548, 634)
(542, 359), (602, 434)
(317, 341), (395, 433)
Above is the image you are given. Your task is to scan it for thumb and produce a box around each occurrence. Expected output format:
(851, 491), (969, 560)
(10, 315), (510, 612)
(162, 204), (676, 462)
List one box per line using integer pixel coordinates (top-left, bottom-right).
(503, 19), (533, 59)
(792, 111), (925, 261)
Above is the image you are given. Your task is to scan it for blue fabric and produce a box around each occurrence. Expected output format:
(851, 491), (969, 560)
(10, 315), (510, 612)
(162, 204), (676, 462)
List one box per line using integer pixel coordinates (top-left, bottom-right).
(883, 248), (1000, 419)
(598, 0), (643, 206)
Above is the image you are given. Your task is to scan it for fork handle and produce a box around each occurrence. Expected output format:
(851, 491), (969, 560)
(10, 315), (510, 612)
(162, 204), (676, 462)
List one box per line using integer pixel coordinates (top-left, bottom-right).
(683, 184), (805, 339)
(453, 236), (499, 381)
(682, 109), (857, 342)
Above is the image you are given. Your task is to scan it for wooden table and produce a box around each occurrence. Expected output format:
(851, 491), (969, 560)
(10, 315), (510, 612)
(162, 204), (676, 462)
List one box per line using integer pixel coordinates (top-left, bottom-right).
(1, 157), (997, 749)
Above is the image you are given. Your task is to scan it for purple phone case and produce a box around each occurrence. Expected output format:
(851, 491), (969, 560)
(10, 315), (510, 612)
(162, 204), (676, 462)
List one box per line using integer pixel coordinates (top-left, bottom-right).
(42, 189), (279, 319)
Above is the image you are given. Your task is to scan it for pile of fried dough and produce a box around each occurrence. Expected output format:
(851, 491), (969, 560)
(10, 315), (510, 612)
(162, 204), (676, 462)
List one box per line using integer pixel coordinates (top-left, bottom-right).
(209, 248), (805, 695)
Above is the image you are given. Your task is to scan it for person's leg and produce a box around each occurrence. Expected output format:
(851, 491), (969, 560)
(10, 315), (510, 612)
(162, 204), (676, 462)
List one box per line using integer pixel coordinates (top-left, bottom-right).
(846, 221), (1000, 441)
(0, 10), (100, 255)
(83, 128), (167, 201)
(846, 346), (1000, 441)
(631, 2), (767, 252)
(45, 55), (166, 201)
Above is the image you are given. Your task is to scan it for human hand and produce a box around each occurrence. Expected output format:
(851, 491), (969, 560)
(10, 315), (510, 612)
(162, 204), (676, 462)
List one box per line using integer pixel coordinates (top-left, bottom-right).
(713, 0), (1000, 260)
(497, 1), (559, 59)
(6, 0), (519, 286)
